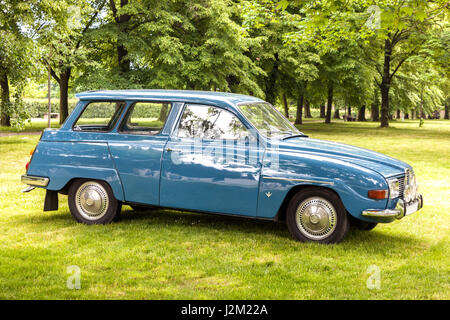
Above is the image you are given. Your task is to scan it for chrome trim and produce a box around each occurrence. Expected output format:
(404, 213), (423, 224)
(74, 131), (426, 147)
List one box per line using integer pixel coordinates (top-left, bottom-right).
(362, 198), (404, 219)
(21, 175), (49, 187)
(362, 194), (423, 219)
(21, 186), (36, 193)
(362, 208), (402, 218)
(262, 176), (334, 186)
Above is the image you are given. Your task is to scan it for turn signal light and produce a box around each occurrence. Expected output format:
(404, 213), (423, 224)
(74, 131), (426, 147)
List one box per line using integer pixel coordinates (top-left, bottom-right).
(30, 148), (35, 156)
(25, 161), (30, 171)
(368, 189), (388, 200)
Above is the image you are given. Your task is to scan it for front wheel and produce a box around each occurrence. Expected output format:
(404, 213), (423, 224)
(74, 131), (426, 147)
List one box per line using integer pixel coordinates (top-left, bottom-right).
(286, 188), (350, 244)
(68, 179), (121, 224)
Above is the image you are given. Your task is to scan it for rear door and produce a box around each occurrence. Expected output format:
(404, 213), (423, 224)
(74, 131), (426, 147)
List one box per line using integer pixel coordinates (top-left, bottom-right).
(108, 101), (175, 205)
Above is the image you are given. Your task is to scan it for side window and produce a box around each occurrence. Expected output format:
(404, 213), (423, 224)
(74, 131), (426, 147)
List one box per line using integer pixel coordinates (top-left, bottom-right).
(120, 102), (171, 135)
(74, 101), (125, 131)
(177, 104), (249, 140)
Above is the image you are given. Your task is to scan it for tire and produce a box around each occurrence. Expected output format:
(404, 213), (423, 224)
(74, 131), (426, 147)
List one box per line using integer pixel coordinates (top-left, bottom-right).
(286, 187), (350, 244)
(68, 179), (121, 224)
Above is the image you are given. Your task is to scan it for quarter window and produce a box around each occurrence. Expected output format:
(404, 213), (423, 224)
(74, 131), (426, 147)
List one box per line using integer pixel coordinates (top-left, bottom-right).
(120, 102), (171, 135)
(177, 104), (249, 140)
(74, 101), (125, 132)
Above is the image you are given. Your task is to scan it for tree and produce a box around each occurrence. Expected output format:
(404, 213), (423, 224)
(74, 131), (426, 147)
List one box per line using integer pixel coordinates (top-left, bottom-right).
(37, 0), (107, 124)
(0, 0), (36, 127)
(279, 0), (449, 127)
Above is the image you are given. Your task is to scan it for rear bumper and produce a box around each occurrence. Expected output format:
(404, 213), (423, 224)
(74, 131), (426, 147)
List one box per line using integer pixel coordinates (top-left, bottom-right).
(362, 194), (423, 220)
(21, 175), (49, 187)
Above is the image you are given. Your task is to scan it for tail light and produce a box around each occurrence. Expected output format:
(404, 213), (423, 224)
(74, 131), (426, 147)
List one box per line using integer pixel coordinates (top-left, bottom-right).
(368, 189), (388, 200)
(26, 148), (36, 172)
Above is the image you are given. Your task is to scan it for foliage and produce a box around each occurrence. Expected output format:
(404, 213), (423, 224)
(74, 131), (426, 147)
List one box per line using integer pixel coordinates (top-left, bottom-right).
(0, 0), (38, 128)
(0, 0), (448, 129)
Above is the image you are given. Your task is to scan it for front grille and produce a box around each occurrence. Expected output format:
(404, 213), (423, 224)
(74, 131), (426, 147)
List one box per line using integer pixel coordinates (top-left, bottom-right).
(398, 176), (405, 198)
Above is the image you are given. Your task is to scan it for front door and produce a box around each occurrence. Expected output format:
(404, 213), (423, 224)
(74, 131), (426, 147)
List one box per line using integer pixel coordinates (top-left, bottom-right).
(160, 104), (264, 216)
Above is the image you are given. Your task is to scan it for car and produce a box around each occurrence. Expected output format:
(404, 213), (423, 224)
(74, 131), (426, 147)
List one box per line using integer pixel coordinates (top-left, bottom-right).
(21, 90), (423, 243)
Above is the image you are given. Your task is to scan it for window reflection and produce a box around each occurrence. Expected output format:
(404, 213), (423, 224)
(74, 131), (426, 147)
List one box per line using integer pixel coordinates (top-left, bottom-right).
(177, 105), (249, 140)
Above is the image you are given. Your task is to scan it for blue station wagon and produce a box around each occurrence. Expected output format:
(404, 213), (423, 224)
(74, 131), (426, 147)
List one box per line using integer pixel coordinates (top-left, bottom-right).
(22, 90), (423, 243)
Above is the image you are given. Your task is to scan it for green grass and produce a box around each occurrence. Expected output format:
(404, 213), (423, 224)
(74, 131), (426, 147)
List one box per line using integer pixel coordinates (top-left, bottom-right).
(0, 119), (449, 299)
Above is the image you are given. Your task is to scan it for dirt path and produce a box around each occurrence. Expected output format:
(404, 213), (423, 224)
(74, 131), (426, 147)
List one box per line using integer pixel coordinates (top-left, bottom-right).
(0, 131), (42, 137)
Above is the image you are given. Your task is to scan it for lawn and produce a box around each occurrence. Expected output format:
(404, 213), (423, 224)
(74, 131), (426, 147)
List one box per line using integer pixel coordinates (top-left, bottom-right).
(0, 119), (449, 299)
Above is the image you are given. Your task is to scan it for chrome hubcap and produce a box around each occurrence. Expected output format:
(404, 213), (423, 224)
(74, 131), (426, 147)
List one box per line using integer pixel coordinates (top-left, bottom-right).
(296, 197), (337, 240)
(75, 182), (109, 220)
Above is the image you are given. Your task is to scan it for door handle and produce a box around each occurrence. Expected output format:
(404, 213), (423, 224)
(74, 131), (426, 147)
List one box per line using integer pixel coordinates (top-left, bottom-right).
(166, 148), (181, 152)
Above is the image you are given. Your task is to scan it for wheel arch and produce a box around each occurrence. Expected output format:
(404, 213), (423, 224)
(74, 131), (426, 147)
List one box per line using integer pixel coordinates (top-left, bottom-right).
(275, 184), (344, 222)
(54, 177), (124, 202)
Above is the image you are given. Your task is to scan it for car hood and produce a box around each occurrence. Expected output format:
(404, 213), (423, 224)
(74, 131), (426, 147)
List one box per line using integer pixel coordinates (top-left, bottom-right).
(277, 137), (410, 178)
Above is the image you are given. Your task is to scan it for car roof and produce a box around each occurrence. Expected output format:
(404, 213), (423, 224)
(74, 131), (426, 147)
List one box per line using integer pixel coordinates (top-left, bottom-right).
(75, 89), (263, 106)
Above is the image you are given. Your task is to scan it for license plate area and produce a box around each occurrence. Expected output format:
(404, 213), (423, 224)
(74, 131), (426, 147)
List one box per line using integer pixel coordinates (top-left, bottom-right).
(405, 200), (419, 216)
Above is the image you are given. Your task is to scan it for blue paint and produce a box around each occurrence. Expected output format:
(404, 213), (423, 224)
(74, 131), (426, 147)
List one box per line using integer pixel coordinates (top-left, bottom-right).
(26, 90), (415, 224)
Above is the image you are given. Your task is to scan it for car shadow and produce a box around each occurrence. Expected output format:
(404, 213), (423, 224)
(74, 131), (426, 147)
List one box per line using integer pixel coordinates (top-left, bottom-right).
(17, 207), (425, 256)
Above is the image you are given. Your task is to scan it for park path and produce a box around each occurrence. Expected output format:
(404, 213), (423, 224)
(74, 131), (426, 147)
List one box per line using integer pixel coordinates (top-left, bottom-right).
(0, 131), (42, 137)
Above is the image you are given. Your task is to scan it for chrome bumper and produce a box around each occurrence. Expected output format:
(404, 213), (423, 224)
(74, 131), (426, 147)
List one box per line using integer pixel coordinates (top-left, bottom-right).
(21, 175), (49, 187)
(362, 194), (423, 220)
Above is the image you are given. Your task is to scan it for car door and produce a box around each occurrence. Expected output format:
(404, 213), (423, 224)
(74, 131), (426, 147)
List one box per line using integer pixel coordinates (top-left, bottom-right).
(108, 101), (175, 205)
(159, 104), (264, 216)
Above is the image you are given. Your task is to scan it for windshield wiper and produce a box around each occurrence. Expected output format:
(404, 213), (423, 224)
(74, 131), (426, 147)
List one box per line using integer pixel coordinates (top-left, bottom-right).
(281, 133), (309, 140)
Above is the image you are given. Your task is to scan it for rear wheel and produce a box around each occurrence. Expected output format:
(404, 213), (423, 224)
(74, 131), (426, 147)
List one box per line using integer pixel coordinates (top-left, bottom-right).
(68, 179), (121, 224)
(286, 188), (350, 244)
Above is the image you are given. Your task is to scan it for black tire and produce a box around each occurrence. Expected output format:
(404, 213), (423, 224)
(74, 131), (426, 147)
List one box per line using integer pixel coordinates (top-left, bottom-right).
(68, 179), (121, 224)
(286, 187), (350, 244)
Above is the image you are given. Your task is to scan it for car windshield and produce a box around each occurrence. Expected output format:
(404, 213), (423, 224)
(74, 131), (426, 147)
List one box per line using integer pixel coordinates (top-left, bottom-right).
(238, 102), (302, 139)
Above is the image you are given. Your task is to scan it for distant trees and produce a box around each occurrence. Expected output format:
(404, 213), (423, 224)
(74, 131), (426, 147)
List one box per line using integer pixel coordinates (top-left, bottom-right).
(0, 0), (36, 127)
(0, 0), (448, 128)
(278, 0), (449, 127)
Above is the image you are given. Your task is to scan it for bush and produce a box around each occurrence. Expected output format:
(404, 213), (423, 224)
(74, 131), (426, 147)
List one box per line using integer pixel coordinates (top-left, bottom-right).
(23, 99), (78, 118)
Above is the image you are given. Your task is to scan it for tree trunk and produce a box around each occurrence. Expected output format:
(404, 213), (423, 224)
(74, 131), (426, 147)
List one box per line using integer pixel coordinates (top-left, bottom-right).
(333, 106), (340, 119)
(0, 67), (11, 127)
(358, 105), (366, 121)
(305, 100), (312, 118)
(320, 104), (326, 118)
(111, 0), (131, 74)
(295, 94), (303, 125)
(380, 38), (392, 128)
(325, 85), (333, 124)
(411, 109), (416, 120)
(396, 109), (401, 119)
(282, 93), (289, 118)
(371, 88), (380, 121)
(347, 106), (351, 116)
(58, 68), (71, 124)
(265, 53), (279, 105)
(445, 105), (449, 120)
(158, 103), (169, 122)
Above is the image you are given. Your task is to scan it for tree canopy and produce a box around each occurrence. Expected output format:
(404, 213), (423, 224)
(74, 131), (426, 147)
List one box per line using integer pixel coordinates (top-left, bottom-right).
(0, 0), (448, 128)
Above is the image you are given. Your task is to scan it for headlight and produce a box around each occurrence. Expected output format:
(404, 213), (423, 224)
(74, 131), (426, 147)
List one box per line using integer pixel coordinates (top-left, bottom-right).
(387, 178), (400, 199)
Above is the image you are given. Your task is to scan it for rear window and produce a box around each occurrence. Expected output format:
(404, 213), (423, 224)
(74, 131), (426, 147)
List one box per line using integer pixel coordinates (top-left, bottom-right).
(74, 101), (126, 132)
(119, 102), (171, 135)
